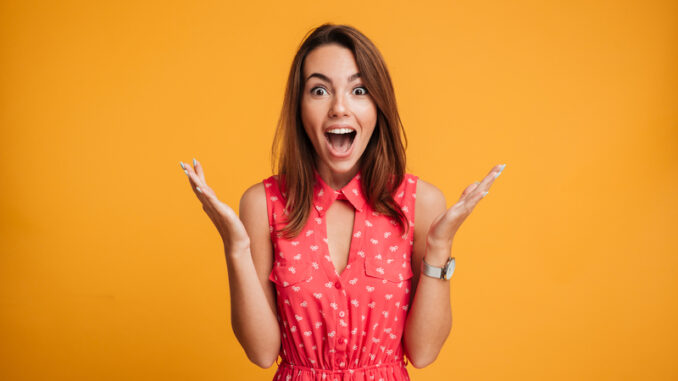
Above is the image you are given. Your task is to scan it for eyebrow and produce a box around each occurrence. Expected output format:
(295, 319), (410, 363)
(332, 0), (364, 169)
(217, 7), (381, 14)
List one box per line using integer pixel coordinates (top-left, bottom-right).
(305, 72), (361, 83)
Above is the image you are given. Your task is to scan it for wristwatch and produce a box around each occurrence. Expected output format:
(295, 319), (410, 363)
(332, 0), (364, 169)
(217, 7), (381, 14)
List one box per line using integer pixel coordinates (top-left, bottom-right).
(421, 257), (455, 280)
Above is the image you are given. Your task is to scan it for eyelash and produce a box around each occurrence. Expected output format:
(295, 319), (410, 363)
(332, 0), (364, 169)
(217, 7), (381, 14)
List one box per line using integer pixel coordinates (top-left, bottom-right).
(310, 86), (368, 96)
(311, 87), (326, 96)
(354, 87), (368, 96)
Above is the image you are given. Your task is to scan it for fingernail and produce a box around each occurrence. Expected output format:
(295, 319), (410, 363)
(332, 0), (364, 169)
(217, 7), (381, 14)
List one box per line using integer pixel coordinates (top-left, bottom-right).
(193, 158), (197, 167)
(180, 161), (185, 170)
(196, 186), (202, 193)
(184, 169), (188, 176)
(481, 191), (489, 198)
(494, 164), (506, 179)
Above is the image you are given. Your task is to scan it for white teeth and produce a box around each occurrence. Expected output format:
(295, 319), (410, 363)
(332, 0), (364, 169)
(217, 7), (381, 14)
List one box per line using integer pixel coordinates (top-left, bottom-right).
(326, 128), (354, 134)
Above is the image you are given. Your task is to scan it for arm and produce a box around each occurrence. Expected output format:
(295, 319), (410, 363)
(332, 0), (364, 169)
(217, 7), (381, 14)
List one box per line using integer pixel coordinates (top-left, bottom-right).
(181, 159), (281, 368)
(229, 182), (280, 368)
(403, 179), (451, 368)
(403, 164), (505, 368)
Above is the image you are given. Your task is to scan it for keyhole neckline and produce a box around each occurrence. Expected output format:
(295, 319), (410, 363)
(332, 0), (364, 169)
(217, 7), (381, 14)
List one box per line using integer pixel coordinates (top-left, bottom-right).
(313, 170), (366, 215)
(321, 201), (362, 279)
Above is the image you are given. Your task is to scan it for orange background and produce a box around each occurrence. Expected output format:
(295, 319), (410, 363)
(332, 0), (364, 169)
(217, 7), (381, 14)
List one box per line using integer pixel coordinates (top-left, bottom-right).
(1, 0), (677, 380)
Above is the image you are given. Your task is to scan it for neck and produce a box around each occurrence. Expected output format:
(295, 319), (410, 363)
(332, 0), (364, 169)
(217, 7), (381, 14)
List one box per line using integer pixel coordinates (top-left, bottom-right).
(315, 164), (359, 190)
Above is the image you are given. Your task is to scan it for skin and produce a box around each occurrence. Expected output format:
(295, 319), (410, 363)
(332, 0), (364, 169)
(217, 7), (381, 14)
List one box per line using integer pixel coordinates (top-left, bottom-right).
(301, 43), (377, 189)
(180, 43), (506, 368)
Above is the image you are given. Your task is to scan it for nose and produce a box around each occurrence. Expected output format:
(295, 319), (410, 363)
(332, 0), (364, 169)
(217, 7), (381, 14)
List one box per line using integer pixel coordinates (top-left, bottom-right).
(328, 92), (349, 118)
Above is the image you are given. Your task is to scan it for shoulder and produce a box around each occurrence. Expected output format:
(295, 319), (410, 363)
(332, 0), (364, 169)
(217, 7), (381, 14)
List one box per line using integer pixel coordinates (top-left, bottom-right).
(417, 179), (445, 204)
(239, 180), (269, 221)
(241, 175), (280, 205)
(415, 177), (446, 209)
(414, 177), (447, 229)
(240, 181), (265, 206)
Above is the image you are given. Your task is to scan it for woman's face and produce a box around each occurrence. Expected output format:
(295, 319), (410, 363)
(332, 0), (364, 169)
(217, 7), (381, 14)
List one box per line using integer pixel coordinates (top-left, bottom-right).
(301, 43), (377, 180)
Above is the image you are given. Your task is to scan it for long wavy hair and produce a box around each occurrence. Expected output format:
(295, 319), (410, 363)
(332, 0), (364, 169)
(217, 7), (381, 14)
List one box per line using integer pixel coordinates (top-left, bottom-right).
(272, 23), (408, 238)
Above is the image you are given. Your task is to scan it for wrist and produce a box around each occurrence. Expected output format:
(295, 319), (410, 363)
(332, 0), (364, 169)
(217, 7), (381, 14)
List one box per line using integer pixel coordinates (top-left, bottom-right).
(421, 256), (456, 281)
(424, 242), (452, 267)
(426, 234), (452, 251)
(223, 238), (251, 258)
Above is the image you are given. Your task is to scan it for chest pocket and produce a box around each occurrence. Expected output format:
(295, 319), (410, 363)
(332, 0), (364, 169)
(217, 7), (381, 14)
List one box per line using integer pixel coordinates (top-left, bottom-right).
(268, 258), (313, 287)
(364, 250), (414, 283)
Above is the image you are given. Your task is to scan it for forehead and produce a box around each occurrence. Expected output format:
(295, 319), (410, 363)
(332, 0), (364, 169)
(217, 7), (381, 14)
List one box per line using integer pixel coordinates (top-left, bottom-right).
(303, 43), (359, 78)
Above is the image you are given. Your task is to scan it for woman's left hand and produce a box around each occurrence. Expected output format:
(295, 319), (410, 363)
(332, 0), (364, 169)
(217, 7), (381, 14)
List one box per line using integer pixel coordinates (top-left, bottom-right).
(425, 164), (506, 254)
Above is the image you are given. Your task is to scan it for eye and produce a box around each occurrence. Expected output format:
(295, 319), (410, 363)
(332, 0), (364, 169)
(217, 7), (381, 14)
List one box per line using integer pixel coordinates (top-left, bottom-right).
(353, 86), (368, 95)
(311, 86), (328, 96)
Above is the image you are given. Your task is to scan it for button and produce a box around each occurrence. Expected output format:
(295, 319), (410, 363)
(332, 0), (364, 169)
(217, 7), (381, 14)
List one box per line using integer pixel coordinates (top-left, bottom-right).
(335, 281), (341, 289)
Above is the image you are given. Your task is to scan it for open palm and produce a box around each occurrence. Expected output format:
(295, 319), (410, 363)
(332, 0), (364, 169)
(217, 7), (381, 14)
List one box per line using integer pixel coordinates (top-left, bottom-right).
(427, 164), (505, 250)
(180, 159), (250, 252)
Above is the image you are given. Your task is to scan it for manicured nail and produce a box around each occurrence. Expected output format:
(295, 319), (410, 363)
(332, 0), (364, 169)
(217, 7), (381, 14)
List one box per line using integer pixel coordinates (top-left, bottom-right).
(184, 169), (188, 175)
(180, 161), (185, 170)
(494, 164), (506, 179)
(193, 158), (197, 167)
(196, 186), (202, 193)
(481, 191), (489, 198)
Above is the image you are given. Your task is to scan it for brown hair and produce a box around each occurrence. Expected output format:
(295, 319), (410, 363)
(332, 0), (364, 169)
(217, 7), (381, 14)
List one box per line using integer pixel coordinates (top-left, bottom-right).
(271, 23), (408, 238)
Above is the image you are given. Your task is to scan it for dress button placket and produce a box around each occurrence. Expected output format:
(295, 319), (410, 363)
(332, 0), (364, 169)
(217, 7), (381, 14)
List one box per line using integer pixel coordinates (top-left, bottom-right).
(333, 247), (349, 368)
(340, 209), (364, 369)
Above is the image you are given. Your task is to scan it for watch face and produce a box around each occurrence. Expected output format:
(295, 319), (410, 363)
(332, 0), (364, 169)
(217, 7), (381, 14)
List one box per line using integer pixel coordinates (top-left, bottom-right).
(444, 258), (455, 279)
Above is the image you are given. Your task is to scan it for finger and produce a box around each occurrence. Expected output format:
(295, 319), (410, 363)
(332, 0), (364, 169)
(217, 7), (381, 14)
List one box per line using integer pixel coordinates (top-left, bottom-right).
(181, 161), (207, 198)
(464, 181), (494, 209)
(192, 158), (207, 184)
(466, 164), (505, 199)
(478, 164), (503, 189)
(189, 159), (215, 196)
(460, 182), (479, 199)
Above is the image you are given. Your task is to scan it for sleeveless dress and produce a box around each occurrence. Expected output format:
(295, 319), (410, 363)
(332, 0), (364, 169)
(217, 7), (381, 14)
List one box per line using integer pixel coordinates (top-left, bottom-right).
(263, 170), (418, 381)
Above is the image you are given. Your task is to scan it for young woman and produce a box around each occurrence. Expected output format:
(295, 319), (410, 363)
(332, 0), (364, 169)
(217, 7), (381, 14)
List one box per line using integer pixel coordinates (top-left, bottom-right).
(181, 24), (505, 380)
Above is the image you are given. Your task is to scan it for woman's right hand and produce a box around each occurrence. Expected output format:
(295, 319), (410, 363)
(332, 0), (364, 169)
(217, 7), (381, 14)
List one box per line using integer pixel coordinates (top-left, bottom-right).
(180, 158), (251, 254)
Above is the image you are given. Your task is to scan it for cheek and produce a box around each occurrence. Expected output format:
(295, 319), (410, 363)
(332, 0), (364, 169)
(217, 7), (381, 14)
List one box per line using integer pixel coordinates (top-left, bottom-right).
(356, 103), (378, 132)
(300, 101), (323, 148)
(301, 99), (324, 128)
(300, 102), (314, 131)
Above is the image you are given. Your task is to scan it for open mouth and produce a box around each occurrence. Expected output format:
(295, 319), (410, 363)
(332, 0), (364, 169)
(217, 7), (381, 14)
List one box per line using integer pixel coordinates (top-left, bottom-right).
(324, 128), (357, 154)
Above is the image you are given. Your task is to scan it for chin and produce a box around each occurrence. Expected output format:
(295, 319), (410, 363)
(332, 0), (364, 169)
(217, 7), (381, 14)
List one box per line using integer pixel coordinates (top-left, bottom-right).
(319, 155), (361, 175)
(328, 162), (359, 174)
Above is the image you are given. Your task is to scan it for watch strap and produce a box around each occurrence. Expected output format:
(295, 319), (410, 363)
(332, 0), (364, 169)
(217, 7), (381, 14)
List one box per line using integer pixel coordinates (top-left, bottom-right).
(421, 257), (455, 280)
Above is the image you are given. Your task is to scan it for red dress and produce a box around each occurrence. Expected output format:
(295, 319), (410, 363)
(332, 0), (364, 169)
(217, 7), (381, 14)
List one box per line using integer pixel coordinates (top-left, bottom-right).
(264, 170), (418, 381)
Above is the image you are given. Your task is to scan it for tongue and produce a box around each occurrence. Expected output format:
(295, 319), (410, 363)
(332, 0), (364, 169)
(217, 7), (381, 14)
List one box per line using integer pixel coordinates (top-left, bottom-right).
(327, 133), (352, 153)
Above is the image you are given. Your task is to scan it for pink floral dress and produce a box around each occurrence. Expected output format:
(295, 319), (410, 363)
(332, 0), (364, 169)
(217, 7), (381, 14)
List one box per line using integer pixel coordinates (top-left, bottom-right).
(264, 170), (418, 381)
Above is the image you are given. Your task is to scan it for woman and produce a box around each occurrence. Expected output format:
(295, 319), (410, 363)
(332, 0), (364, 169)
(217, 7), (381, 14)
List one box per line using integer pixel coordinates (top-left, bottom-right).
(180, 23), (505, 380)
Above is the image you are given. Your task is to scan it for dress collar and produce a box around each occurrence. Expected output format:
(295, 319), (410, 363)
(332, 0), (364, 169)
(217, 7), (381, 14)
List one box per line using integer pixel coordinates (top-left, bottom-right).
(313, 170), (366, 215)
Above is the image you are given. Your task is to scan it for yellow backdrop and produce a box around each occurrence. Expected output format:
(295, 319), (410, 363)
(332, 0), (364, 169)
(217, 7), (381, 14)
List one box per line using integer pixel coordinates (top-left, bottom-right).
(1, 0), (676, 380)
